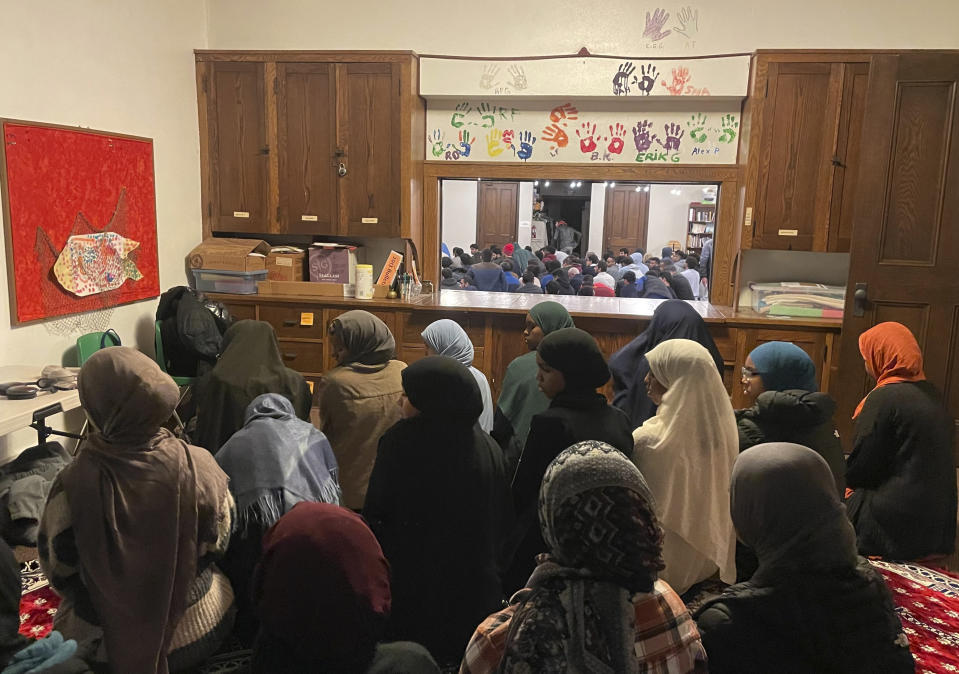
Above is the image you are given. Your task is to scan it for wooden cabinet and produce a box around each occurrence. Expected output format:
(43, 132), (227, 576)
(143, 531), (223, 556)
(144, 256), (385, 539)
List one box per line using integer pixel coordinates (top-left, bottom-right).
(197, 52), (424, 244)
(744, 54), (870, 252)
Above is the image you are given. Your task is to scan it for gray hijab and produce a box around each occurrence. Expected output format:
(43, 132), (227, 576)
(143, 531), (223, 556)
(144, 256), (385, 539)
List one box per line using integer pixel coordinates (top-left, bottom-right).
(731, 443), (858, 584)
(331, 310), (396, 367)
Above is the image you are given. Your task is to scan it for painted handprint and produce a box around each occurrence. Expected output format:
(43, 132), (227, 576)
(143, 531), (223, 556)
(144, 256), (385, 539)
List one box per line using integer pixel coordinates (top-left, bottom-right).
(687, 113), (708, 143)
(428, 129), (446, 158)
(612, 62), (636, 96)
(673, 6), (699, 38)
(576, 123), (598, 153)
(450, 102), (471, 128)
(661, 67), (691, 95)
(541, 123), (570, 149)
(479, 64), (500, 90)
(502, 129), (515, 148)
(656, 123), (685, 153)
(643, 8), (672, 41)
(632, 120), (657, 153)
(607, 123), (627, 154)
(486, 129), (505, 157)
(632, 64), (659, 96)
(718, 114), (739, 143)
(549, 102), (579, 124)
(476, 102), (495, 128)
(517, 131), (536, 161)
(507, 64), (528, 90)
(458, 130), (475, 157)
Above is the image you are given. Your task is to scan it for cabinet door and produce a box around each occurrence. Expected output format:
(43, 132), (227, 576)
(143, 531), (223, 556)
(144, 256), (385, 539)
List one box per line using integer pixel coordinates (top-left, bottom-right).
(206, 62), (269, 233)
(754, 62), (842, 251)
(277, 63), (338, 235)
(337, 63), (400, 237)
(827, 63), (869, 252)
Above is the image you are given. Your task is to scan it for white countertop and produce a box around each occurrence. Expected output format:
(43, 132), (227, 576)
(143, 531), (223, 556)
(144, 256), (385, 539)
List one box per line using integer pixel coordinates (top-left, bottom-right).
(0, 366), (81, 437)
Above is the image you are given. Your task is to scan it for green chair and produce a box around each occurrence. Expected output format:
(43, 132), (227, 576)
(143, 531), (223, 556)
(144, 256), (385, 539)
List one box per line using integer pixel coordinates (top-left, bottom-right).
(154, 321), (196, 387)
(76, 330), (121, 366)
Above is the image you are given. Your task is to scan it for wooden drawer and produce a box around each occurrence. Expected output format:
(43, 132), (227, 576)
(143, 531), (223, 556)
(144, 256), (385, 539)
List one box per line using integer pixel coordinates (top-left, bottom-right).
(223, 302), (256, 321)
(259, 304), (326, 340)
(398, 311), (486, 347)
(277, 339), (324, 374)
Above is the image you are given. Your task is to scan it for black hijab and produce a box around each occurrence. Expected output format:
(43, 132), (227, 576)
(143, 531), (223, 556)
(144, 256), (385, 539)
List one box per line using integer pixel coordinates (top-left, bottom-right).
(402, 356), (483, 425)
(537, 328), (611, 392)
(608, 300), (724, 427)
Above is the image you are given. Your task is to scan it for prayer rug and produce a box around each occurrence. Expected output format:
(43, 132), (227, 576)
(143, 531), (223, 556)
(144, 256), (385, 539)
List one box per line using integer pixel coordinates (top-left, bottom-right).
(18, 559), (59, 640)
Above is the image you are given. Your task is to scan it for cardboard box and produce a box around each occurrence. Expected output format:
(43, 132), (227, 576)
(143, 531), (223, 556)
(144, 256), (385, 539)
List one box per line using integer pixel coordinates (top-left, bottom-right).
(266, 247), (305, 282)
(257, 280), (388, 299)
(309, 243), (357, 293)
(188, 238), (270, 272)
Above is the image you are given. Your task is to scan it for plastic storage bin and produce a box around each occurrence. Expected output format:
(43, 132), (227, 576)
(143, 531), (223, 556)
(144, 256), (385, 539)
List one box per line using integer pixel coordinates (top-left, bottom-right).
(750, 282), (846, 317)
(192, 269), (267, 295)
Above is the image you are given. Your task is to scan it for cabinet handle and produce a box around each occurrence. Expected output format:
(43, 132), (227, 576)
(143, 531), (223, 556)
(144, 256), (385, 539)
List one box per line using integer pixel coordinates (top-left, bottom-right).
(282, 352), (297, 360)
(338, 162), (347, 177)
(283, 319), (297, 327)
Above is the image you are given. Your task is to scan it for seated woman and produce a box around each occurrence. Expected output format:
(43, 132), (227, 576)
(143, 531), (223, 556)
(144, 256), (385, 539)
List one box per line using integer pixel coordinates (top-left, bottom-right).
(194, 320), (311, 453)
(39, 348), (235, 672)
(846, 322), (956, 561)
(695, 443), (914, 673)
(364, 357), (510, 668)
(215, 393), (342, 643)
(421, 319), (494, 433)
(609, 299), (724, 428)
(253, 503), (440, 673)
(737, 341), (845, 494)
(464, 441), (705, 673)
(319, 310), (406, 511)
(633, 339), (738, 594)
(494, 302), (575, 460)
(504, 327), (633, 594)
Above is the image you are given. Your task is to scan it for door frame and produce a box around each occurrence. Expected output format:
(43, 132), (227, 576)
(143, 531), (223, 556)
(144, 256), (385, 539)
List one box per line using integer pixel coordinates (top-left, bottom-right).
(424, 162), (741, 305)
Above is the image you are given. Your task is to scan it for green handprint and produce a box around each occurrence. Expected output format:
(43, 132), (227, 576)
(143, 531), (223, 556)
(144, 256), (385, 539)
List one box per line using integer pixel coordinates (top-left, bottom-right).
(687, 113), (708, 143)
(718, 114), (739, 144)
(450, 102), (471, 128)
(428, 129), (446, 158)
(477, 102), (495, 128)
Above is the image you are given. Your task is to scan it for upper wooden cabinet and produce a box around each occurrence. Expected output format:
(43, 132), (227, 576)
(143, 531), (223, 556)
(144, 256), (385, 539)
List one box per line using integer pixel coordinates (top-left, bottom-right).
(743, 53), (870, 252)
(196, 52), (424, 242)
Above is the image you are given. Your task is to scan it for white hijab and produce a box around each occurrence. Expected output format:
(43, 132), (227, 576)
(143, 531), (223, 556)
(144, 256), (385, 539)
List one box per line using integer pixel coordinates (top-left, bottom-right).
(632, 339), (738, 584)
(421, 319), (494, 433)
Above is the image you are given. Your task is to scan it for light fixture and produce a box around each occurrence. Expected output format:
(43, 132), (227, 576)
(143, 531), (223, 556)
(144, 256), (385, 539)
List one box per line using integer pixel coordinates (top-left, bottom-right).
(610, 182), (616, 188)
(635, 186), (641, 192)
(603, 181), (609, 187)
(533, 180), (539, 186)
(544, 180), (550, 187)
(644, 185), (650, 192)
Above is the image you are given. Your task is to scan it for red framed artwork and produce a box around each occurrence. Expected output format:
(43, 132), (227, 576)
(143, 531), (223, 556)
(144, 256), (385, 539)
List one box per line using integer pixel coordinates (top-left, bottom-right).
(0, 119), (160, 324)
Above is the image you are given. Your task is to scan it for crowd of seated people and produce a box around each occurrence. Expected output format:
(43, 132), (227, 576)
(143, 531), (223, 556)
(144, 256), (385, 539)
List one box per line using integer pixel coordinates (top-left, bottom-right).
(440, 242), (707, 299)
(12, 303), (953, 672)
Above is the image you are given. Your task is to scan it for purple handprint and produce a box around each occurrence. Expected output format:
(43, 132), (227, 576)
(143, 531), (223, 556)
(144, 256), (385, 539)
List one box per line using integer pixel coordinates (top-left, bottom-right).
(517, 131), (536, 161)
(656, 122), (685, 153)
(643, 8), (672, 41)
(631, 64), (659, 96)
(632, 120), (657, 153)
(612, 62), (636, 96)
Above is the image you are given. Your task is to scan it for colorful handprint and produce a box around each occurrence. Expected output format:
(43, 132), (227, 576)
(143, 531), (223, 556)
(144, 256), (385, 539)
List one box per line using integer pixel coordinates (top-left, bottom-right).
(428, 129), (446, 158)
(507, 64), (528, 90)
(632, 120), (657, 154)
(718, 114), (739, 143)
(661, 67), (691, 96)
(486, 129), (505, 157)
(608, 123), (627, 154)
(517, 131), (535, 161)
(479, 64), (500, 90)
(632, 64), (659, 96)
(450, 102), (471, 129)
(577, 123), (598, 153)
(458, 130), (474, 157)
(612, 62), (636, 96)
(476, 102), (496, 128)
(549, 103), (578, 124)
(687, 113), (708, 143)
(643, 9), (672, 41)
(541, 123), (570, 149)
(656, 123), (685, 153)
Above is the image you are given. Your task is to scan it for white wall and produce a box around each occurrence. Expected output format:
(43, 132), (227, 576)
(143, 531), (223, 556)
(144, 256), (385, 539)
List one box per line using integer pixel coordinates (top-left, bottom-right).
(0, 1), (208, 457)
(647, 185), (711, 256)
(441, 180), (478, 253)
(517, 182), (534, 249)
(587, 184), (607, 255)
(206, 0), (959, 55)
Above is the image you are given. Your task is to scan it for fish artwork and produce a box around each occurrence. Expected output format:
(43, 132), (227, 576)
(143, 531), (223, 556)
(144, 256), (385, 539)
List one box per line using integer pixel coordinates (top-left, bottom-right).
(53, 232), (143, 297)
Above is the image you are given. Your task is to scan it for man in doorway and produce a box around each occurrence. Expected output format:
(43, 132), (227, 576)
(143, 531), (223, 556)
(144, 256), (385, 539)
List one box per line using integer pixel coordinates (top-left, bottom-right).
(553, 220), (581, 254)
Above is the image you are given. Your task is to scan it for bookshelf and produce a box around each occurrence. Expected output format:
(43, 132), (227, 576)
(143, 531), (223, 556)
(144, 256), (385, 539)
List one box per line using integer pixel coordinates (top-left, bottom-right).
(687, 202), (715, 254)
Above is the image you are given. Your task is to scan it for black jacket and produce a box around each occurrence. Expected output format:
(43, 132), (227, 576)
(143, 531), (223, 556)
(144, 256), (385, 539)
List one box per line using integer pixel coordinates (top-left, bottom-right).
(695, 559), (914, 674)
(512, 283), (544, 294)
(502, 393), (633, 593)
(736, 390), (846, 496)
(846, 381), (956, 560)
(667, 272), (695, 300)
(156, 286), (227, 377)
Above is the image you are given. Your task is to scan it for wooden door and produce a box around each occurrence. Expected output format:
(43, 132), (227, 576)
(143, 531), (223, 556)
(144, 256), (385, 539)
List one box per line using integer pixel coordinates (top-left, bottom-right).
(277, 63), (337, 235)
(827, 63), (870, 252)
(206, 62), (269, 233)
(603, 184), (649, 253)
(754, 62), (842, 251)
(838, 53), (959, 445)
(337, 63), (400, 237)
(476, 181), (519, 248)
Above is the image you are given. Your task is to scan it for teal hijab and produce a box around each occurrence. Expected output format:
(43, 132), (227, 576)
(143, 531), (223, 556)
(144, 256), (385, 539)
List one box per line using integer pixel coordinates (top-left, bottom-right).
(749, 342), (818, 392)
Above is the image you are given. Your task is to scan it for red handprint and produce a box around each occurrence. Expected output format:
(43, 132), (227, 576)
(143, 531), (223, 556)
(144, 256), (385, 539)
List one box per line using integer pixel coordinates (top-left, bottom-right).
(541, 123), (570, 148)
(607, 123), (626, 154)
(549, 102), (579, 124)
(576, 122), (597, 153)
(661, 67), (691, 96)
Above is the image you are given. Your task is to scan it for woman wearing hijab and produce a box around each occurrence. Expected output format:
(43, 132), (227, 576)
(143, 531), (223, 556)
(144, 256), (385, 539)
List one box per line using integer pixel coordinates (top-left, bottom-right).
(504, 328), (633, 594)
(464, 441), (706, 673)
(421, 319), (494, 433)
(494, 302), (575, 460)
(216, 393), (342, 643)
(846, 322), (956, 561)
(364, 357), (510, 667)
(39, 348), (235, 673)
(319, 310), (406, 510)
(252, 503), (440, 673)
(695, 444), (914, 673)
(610, 300), (725, 428)
(194, 320), (311, 454)
(633, 339), (739, 593)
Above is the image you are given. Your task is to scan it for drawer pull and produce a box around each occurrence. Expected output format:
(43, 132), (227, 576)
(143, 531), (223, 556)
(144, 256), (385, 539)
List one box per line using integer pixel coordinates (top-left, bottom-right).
(282, 352), (297, 360)
(283, 319), (298, 327)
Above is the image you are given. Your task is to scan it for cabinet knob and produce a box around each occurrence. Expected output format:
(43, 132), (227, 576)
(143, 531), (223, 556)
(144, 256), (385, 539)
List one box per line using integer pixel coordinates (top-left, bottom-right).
(338, 162), (347, 177)
(282, 352), (297, 360)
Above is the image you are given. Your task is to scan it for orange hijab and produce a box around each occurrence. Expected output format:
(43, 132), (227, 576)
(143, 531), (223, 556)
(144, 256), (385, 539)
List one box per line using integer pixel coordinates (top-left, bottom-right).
(853, 322), (926, 419)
